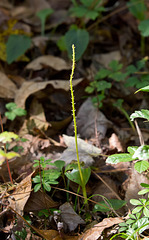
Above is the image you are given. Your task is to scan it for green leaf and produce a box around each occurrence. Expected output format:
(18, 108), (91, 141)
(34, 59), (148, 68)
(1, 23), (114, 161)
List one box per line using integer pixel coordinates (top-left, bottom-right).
(54, 160), (65, 171)
(113, 99), (123, 109)
(65, 28), (89, 61)
(70, 6), (88, 17)
(6, 35), (31, 64)
(132, 206), (143, 214)
(138, 189), (149, 195)
(138, 19), (149, 37)
(130, 199), (142, 206)
(95, 68), (111, 80)
(32, 175), (41, 183)
(106, 153), (133, 164)
(6, 151), (20, 159)
(127, 146), (138, 155)
(34, 183), (41, 192)
(136, 85), (149, 93)
(36, 8), (53, 36)
(125, 77), (139, 87)
(57, 36), (67, 51)
(93, 199), (126, 213)
(85, 86), (95, 93)
(43, 182), (51, 192)
(44, 169), (61, 180)
(140, 183), (149, 188)
(96, 81), (111, 91)
(0, 131), (19, 143)
(143, 207), (149, 217)
(109, 72), (126, 82)
(65, 167), (91, 186)
(127, 0), (146, 21)
(130, 110), (149, 121)
(109, 60), (123, 71)
(134, 161), (149, 173)
(132, 145), (149, 160)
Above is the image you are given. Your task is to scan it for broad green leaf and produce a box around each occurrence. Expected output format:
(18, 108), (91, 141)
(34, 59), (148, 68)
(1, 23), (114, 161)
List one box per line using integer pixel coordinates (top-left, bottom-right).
(127, 146), (138, 155)
(80, 0), (95, 7)
(65, 167), (91, 186)
(65, 28), (89, 61)
(5, 103), (27, 120)
(134, 161), (149, 173)
(85, 10), (99, 20)
(0, 131), (19, 143)
(127, 0), (146, 21)
(130, 199), (142, 206)
(138, 188), (149, 195)
(85, 86), (95, 93)
(93, 199), (126, 212)
(140, 183), (149, 188)
(44, 169), (61, 180)
(109, 72), (126, 81)
(6, 102), (17, 111)
(130, 110), (149, 121)
(54, 160), (65, 171)
(126, 64), (137, 74)
(138, 19), (149, 37)
(6, 35), (31, 64)
(43, 182), (51, 192)
(132, 145), (149, 160)
(136, 85), (149, 93)
(125, 76), (139, 87)
(106, 153), (133, 164)
(70, 6), (87, 18)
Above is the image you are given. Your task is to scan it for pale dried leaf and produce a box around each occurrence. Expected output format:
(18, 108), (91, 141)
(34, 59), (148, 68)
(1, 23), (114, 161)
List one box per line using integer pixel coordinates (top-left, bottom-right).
(0, 71), (17, 98)
(15, 79), (83, 109)
(109, 133), (124, 152)
(79, 217), (123, 240)
(26, 55), (71, 71)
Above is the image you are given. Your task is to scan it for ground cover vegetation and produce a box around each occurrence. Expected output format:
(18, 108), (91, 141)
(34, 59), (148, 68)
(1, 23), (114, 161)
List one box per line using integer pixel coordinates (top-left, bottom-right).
(0, 0), (149, 239)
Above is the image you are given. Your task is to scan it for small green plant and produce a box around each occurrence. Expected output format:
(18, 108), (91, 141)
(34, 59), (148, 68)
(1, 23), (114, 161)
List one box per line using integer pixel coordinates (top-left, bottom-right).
(127, 0), (149, 55)
(5, 102), (27, 120)
(33, 157), (65, 192)
(111, 185), (149, 240)
(70, 0), (105, 20)
(108, 85), (149, 239)
(36, 8), (54, 36)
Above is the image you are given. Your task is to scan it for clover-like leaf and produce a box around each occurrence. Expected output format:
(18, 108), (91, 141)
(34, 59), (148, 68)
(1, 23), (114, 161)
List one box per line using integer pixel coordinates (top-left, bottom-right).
(0, 131), (19, 143)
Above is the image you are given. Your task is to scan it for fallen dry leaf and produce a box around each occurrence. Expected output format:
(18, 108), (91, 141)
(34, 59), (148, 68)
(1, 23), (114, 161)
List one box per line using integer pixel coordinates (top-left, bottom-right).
(59, 202), (85, 231)
(79, 217), (123, 240)
(15, 78), (83, 109)
(39, 229), (79, 240)
(26, 55), (71, 71)
(0, 71), (17, 98)
(60, 134), (101, 166)
(8, 173), (33, 215)
(109, 133), (124, 152)
(67, 98), (112, 140)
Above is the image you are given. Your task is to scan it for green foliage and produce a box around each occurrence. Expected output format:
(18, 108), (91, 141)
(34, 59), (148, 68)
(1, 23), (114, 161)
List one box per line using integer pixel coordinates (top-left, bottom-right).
(70, 0), (105, 20)
(15, 228), (27, 240)
(130, 109), (149, 121)
(5, 102), (27, 120)
(65, 167), (91, 187)
(138, 19), (149, 37)
(36, 8), (53, 36)
(65, 28), (89, 61)
(6, 34), (31, 64)
(127, 0), (146, 21)
(33, 157), (65, 192)
(93, 199), (126, 213)
(0, 131), (19, 143)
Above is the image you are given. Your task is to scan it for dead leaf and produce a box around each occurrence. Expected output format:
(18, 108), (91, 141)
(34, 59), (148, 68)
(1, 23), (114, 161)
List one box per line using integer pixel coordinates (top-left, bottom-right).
(125, 168), (149, 209)
(0, 71), (17, 98)
(24, 189), (59, 212)
(15, 78), (83, 109)
(59, 202), (85, 232)
(8, 173), (32, 215)
(109, 133), (124, 152)
(59, 134), (101, 166)
(26, 55), (71, 71)
(39, 229), (79, 240)
(93, 51), (121, 68)
(67, 98), (112, 140)
(79, 217), (123, 240)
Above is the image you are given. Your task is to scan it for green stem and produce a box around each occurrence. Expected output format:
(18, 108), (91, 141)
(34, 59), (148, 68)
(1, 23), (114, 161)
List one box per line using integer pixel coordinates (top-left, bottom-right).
(70, 44), (88, 205)
(141, 35), (145, 56)
(120, 108), (135, 132)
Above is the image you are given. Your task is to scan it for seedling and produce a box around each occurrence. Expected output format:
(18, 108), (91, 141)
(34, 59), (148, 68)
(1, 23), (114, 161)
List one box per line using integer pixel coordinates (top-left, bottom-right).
(33, 157), (65, 192)
(5, 102), (27, 120)
(36, 8), (53, 36)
